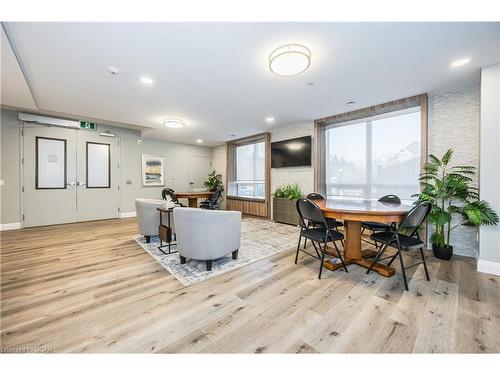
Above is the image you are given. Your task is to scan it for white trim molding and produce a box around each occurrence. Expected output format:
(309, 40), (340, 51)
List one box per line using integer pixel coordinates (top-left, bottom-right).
(477, 259), (500, 276)
(0, 222), (22, 231)
(120, 211), (136, 219)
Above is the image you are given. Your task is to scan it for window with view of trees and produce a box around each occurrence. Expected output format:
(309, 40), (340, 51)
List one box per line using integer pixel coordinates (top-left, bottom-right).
(229, 141), (265, 199)
(325, 107), (421, 201)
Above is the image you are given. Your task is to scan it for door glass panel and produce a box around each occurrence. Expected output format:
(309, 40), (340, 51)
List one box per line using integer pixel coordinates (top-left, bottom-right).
(36, 137), (66, 189)
(87, 142), (110, 188)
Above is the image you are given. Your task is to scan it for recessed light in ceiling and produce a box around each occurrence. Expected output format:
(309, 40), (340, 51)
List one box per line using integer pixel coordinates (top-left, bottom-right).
(265, 117), (275, 123)
(140, 76), (154, 85)
(196, 139), (203, 144)
(107, 66), (120, 75)
(307, 82), (315, 86)
(163, 118), (185, 129)
(269, 44), (311, 76)
(346, 101), (356, 106)
(451, 58), (470, 68)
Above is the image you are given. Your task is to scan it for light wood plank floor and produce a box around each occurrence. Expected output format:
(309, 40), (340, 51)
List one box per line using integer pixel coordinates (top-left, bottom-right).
(1, 218), (499, 353)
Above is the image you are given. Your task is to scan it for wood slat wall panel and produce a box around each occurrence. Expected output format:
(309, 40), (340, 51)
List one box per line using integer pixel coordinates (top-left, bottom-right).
(226, 198), (267, 217)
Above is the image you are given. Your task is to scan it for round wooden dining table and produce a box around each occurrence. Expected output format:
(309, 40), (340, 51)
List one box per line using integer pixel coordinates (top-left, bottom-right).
(312, 198), (413, 277)
(175, 191), (213, 208)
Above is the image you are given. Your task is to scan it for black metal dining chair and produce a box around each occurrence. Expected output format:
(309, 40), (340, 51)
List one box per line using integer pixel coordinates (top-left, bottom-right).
(295, 198), (348, 279)
(200, 188), (222, 210)
(303, 192), (344, 249)
(161, 188), (186, 207)
(361, 194), (401, 234)
(366, 201), (432, 291)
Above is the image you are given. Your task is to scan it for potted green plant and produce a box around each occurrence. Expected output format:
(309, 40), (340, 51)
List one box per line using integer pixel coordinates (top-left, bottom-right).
(272, 184), (303, 225)
(414, 149), (498, 260)
(204, 170), (224, 192)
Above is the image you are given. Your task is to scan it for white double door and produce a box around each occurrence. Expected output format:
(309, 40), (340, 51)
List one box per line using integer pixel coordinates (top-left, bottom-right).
(23, 124), (119, 227)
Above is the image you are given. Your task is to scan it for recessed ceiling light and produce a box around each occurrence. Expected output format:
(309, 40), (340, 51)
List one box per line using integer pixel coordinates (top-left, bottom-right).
(346, 101), (356, 106)
(163, 118), (185, 129)
(196, 139), (203, 144)
(451, 58), (470, 68)
(265, 117), (275, 123)
(307, 82), (315, 86)
(269, 44), (311, 76)
(107, 66), (120, 75)
(140, 77), (154, 85)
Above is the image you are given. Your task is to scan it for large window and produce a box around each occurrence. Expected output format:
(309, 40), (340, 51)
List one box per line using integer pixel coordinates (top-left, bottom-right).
(229, 141), (265, 199)
(325, 108), (421, 201)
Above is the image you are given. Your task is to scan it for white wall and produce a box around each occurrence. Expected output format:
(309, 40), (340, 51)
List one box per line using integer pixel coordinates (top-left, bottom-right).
(479, 64), (500, 276)
(0, 109), (21, 226)
(428, 85), (481, 257)
(0, 109), (212, 224)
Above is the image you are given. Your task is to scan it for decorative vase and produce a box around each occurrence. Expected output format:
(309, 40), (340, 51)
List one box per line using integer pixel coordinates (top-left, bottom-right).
(432, 243), (453, 260)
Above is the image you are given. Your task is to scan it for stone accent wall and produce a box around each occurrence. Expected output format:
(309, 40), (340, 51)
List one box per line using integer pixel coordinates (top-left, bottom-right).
(428, 85), (480, 257)
(270, 122), (314, 220)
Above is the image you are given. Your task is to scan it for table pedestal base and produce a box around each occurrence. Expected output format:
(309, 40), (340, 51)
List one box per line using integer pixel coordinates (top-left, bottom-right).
(323, 248), (395, 277)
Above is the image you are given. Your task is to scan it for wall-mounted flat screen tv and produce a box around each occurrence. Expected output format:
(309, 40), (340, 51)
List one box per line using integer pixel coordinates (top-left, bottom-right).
(271, 136), (312, 168)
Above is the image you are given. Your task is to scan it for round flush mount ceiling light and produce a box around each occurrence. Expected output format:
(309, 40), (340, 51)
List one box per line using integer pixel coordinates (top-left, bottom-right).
(269, 44), (311, 76)
(140, 76), (154, 85)
(163, 118), (186, 129)
(451, 58), (470, 68)
(107, 66), (120, 75)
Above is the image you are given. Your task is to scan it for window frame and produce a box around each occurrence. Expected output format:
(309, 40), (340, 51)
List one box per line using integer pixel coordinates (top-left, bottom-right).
(324, 106), (421, 201)
(225, 132), (271, 218)
(231, 140), (265, 200)
(314, 94), (428, 199)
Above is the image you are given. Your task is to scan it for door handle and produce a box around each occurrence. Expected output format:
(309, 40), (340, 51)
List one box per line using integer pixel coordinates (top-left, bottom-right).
(77, 182), (86, 187)
(66, 181), (76, 187)
(189, 182), (194, 185)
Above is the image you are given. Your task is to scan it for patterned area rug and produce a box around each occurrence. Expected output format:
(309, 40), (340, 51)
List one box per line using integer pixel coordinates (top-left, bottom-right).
(134, 218), (299, 286)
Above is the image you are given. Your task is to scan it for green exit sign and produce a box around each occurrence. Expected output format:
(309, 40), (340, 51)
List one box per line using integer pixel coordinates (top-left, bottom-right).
(80, 121), (96, 130)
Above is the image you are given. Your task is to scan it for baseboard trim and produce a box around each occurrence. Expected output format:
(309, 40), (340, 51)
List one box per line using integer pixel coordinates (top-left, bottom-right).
(120, 211), (136, 218)
(477, 259), (500, 276)
(0, 222), (22, 231)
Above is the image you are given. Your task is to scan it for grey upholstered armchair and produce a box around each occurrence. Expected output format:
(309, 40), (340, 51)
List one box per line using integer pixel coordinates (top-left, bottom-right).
(135, 198), (170, 243)
(173, 207), (241, 271)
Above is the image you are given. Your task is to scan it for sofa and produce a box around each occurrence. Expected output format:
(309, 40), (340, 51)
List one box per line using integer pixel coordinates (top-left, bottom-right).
(135, 198), (175, 243)
(173, 207), (241, 271)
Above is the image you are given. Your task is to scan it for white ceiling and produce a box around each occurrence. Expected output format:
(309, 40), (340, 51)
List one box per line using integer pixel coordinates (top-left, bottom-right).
(1, 26), (37, 110)
(2, 22), (499, 146)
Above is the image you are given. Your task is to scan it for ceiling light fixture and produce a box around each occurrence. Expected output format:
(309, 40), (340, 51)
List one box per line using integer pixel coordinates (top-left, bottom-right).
(269, 44), (311, 76)
(107, 66), (120, 75)
(265, 117), (275, 123)
(140, 76), (154, 85)
(451, 58), (470, 68)
(346, 101), (356, 106)
(196, 139), (203, 144)
(163, 118), (186, 129)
